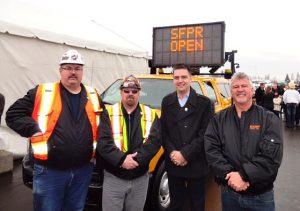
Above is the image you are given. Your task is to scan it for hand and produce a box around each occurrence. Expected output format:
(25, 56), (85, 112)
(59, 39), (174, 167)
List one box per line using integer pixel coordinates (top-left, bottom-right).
(121, 152), (139, 170)
(225, 172), (250, 192)
(170, 150), (188, 166)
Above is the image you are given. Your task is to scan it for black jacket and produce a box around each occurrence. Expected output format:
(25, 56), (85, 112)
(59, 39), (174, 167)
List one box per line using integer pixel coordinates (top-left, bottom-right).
(97, 103), (161, 180)
(204, 105), (283, 195)
(262, 92), (275, 111)
(255, 87), (265, 106)
(6, 83), (102, 170)
(161, 88), (213, 178)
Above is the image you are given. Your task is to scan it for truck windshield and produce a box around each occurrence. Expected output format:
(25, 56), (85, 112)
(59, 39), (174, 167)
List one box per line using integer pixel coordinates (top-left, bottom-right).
(100, 79), (175, 109)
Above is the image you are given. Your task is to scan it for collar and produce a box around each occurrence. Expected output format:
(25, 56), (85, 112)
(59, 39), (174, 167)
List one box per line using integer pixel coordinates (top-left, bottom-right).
(168, 88), (198, 108)
(177, 91), (190, 100)
(121, 102), (139, 115)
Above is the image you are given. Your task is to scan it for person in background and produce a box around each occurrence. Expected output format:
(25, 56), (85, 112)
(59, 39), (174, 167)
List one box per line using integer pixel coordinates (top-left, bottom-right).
(273, 94), (282, 118)
(205, 72), (283, 211)
(0, 93), (4, 125)
(282, 81), (300, 128)
(262, 86), (275, 112)
(281, 84), (289, 120)
(98, 75), (161, 211)
(6, 49), (103, 211)
(296, 84), (300, 125)
(161, 64), (213, 211)
(272, 82), (284, 96)
(272, 83), (284, 119)
(254, 82), (265, 106)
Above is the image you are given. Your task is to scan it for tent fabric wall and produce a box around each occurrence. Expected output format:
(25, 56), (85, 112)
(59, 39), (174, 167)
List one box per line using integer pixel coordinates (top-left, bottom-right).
(0, 21), (149, 125)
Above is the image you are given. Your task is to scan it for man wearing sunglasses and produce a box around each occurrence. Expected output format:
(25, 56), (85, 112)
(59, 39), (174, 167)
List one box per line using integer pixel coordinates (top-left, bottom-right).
(6, 49), (103, 211)
(98, 75), (161, 211)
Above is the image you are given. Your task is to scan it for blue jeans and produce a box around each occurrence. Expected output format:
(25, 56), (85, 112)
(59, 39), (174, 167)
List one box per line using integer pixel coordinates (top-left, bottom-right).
(221, 186), (275, 211)
(168, 175), (206, 211)
(286, 103), (297, 128)
(33, 163), (93, 211)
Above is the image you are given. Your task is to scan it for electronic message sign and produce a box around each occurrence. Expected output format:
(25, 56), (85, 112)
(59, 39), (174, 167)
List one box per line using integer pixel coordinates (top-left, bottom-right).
(152, 22), (225, 67)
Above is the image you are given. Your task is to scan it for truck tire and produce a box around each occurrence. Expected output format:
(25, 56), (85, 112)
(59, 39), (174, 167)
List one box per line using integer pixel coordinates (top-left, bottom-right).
(151, 161), (170, 211)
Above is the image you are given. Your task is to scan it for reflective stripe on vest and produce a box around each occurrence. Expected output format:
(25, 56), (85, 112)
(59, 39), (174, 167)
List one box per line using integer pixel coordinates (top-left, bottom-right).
(84, 85), (102, 157)
(31, 82), (101, 160)
(107, 103), (156, 152)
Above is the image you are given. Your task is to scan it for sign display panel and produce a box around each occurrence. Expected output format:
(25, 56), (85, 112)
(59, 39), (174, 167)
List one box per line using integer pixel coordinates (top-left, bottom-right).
(153, 22), (225, 67)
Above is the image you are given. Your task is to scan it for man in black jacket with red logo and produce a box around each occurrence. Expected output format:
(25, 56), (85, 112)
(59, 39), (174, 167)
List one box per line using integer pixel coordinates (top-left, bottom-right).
(205, 72), (283, 211)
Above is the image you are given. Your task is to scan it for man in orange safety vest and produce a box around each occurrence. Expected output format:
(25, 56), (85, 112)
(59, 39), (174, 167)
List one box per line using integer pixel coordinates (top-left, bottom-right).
(6, 49), (103, 211)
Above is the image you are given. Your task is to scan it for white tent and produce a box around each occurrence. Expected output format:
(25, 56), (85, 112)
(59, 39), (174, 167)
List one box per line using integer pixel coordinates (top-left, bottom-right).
(0, 20), (149, 125)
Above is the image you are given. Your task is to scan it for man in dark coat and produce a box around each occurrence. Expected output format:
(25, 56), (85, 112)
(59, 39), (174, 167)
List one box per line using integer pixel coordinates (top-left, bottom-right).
(161, 64), (213, 211)
(204, 72), (283, 211)
(255, 82), (265, 106)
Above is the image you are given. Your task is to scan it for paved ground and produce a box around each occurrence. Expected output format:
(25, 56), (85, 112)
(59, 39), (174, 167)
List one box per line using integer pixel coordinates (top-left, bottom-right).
(274, 126), (300, 210)
(0, 123), (300, 211)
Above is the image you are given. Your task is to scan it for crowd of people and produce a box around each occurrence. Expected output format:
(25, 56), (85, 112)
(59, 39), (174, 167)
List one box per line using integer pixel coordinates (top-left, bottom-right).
(254, 81), (300, 129)
(4, 49), (283, 211)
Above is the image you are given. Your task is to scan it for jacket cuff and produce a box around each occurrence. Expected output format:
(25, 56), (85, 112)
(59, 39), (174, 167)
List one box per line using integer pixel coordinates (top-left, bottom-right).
(180, 149), (190, 162)
(117, 154), (127, 167)
(30, 126), (42, 137)
(238, 169), (249, 182)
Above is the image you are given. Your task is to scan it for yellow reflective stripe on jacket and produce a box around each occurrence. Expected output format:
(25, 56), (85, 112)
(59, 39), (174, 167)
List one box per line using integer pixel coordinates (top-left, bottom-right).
(37, 83), (56, 133)
(31, 136), (48, 160)
(85, 85), (102, 156)
(31, 82), (100, 160)
(32, 82), (60, 160)
(140, 104), (156, 139)
(107, 103), (155, 152)
(107, 103), (127, 151)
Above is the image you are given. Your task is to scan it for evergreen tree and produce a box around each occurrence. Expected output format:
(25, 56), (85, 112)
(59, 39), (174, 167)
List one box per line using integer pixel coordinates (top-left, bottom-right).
(285, 74), (290, 83)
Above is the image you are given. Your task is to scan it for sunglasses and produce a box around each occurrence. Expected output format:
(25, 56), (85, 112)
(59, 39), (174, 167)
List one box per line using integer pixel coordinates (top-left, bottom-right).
(123, 89), (139, 94)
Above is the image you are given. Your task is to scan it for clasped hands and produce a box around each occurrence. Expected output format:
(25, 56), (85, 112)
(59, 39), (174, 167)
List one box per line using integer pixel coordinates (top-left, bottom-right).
(170, 150), (188, 166)
(121, 152), (139, 170)
(226, 171), (250, 192)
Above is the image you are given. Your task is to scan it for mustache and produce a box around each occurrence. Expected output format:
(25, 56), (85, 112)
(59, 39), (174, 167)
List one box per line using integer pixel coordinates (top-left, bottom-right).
(68, 75), (77, 79)
(126, 96), (135, 99)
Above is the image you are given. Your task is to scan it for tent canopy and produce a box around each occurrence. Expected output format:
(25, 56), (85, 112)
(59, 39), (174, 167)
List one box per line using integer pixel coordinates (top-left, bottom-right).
(0, 20), (149, 125)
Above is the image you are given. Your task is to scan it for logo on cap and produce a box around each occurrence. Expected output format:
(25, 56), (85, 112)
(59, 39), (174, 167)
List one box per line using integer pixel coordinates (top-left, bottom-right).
(71, 54), (78, 60)
(120, 75), (141, 90)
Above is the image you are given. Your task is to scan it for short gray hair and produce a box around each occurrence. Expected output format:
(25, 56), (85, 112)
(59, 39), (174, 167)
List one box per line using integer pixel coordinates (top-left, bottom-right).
(230, 72), (253, 89)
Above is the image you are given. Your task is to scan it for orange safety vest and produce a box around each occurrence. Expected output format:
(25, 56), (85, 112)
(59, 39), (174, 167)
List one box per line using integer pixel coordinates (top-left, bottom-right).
(31, 82), (101, 160)
(107, 102), (156, 152)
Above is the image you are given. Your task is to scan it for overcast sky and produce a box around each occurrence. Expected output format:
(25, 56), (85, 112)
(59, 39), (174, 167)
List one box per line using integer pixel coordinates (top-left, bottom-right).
(0, 0), (299, 81)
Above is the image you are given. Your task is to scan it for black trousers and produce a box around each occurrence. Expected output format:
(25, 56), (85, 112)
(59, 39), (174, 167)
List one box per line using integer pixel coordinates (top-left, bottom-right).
(168, 175), (206, 211)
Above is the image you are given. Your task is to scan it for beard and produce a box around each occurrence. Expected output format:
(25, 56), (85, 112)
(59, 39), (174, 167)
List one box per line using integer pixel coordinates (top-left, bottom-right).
(124, 96), (136, 107)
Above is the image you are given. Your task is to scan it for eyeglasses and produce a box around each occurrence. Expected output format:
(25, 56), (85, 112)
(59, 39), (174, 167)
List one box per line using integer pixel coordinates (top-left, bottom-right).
(123, 89), (139, 94)
(61, 66), (83, 72)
